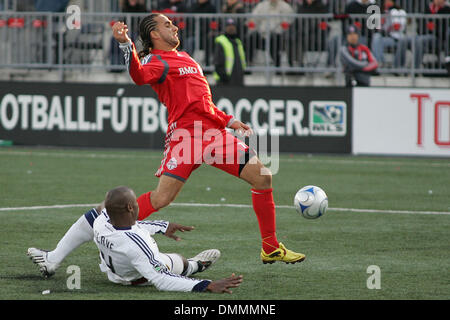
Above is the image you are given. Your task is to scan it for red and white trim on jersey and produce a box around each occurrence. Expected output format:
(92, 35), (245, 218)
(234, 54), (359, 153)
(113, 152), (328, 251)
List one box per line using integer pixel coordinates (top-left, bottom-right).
(155, 121), (177, 178)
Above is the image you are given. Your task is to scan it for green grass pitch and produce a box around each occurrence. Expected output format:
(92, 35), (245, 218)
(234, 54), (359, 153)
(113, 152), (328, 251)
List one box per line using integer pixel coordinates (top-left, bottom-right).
(0, 147), (449, 300)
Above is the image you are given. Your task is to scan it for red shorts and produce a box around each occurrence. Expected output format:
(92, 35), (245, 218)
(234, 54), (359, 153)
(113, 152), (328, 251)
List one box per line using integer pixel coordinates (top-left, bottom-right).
(155, 124), (254, 182)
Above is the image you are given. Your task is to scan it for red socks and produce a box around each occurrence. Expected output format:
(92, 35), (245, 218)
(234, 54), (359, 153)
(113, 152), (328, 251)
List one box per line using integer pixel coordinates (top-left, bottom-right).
(251, 188), (279, 253)
(137, 192), (157, 220)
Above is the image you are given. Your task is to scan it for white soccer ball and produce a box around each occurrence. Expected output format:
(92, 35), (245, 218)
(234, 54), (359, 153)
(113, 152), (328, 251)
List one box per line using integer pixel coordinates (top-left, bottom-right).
(294, 185), (328, 219)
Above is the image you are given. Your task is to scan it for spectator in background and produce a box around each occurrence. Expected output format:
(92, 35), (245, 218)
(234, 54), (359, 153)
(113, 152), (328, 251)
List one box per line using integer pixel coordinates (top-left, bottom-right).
(371, 0), (408, 70)
(158, 0), (187, 13)
(247, 0), (295, 69)
(221, 0), (246, 54)
(32, 0), (70, 64)
(340, 25), (378, 87)
(121, 0), (147, 31)
(345, 0), (375, 12)
(414, 0), (450, 70)
(221, 0), (245, 32)
(185, 0), (217, 65)
(34, 0), (69, 12)
(121, 0), (147, 13)
(344, 0), (376, 45)
(327, 0), (376, 68)
(222, 0), (245, 13)
(189, 0), (216, 13)
(296, 0), (329, 69)
(298, 0), (328, 14)
(214, 18), (246, 86)
(426, 0), (450, 13)
(445, 56), (450, 75)
(121, 0), (147, 37)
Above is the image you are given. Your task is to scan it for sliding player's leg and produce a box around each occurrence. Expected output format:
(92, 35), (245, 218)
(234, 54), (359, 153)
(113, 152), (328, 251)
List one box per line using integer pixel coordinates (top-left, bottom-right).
(28, 171), (187, 277)
(27, 206), (102, 277)
(159, 249), (221, 276)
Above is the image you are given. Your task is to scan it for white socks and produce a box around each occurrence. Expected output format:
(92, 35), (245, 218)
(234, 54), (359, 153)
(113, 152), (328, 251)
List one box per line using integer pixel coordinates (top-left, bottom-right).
(46, 212), (94, 265)
(183, 260), (200, 276)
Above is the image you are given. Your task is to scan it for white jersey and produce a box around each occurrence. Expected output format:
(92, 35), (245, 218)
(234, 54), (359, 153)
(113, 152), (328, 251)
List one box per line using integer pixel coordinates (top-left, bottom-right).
(93, 210), (206, 292)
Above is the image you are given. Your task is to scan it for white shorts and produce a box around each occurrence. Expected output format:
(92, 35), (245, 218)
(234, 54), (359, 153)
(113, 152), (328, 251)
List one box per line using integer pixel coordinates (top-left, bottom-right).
(158, 252), (185, 275)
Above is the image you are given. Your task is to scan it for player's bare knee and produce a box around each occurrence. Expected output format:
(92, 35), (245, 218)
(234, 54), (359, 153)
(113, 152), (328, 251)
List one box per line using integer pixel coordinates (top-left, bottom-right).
(261, 170), (273, 189)
(241, 160), (273, 189)
(253, 168), (272, 189)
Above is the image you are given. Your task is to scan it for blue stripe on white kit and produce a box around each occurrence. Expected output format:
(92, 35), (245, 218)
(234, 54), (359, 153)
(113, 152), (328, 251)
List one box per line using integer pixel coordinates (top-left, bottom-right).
(124, 232), (194, 281)
(138, 220), (168, 228)
(84, 208), (99, 227)
(125, 232), (165, 269)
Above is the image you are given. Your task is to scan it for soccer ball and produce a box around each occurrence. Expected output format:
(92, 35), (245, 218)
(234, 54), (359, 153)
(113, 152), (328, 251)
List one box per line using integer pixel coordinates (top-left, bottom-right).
(294, 185), (328, 219)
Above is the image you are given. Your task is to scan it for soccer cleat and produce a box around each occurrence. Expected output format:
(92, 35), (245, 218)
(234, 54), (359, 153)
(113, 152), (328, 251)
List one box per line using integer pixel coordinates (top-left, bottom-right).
(27, 248), (59, 278)
(261, 242), (306, 264)
(188, 249), (221, 273)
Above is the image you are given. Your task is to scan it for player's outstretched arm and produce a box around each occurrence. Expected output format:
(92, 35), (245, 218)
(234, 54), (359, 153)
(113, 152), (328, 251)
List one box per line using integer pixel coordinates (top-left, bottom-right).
(111, 21), (162, 86)
(206, 273), (244, 294)
(164, 222), (195, 241)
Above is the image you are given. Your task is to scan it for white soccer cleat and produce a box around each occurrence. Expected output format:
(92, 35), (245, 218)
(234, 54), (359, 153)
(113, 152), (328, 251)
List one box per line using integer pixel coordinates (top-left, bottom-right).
(27, 248), (59, 278)
(188, 249), (221, 273)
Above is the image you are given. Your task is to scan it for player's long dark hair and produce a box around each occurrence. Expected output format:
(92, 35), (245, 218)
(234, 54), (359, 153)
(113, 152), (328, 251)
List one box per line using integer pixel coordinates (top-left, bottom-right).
(138, 13), (161, 59)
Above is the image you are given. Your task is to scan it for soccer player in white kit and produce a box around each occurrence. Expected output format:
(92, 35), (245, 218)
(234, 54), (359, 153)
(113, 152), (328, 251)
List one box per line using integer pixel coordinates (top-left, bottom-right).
(94, 209), (210, 290)
(29, 186), (243, 293)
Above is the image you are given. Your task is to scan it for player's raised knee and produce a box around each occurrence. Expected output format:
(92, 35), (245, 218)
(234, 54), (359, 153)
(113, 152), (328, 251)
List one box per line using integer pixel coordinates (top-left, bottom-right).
(240, 159), (273, 189)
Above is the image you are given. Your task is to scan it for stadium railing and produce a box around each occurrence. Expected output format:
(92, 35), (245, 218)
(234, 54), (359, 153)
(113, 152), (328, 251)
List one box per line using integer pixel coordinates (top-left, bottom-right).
(0, 12), (448, 80)
(2, 0), (431, 15)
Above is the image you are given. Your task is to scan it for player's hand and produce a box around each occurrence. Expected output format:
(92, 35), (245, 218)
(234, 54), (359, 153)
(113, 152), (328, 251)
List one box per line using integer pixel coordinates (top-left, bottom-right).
(112, 21), (131, 44)
(164, 222), (194, 241)
(206, 273), (244, 294)
(229, 120), (253, 137)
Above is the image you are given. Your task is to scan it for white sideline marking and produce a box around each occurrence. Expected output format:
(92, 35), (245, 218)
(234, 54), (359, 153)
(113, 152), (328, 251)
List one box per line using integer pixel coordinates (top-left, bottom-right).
(1, 150), (449, 168)
(172, 203), (450, 215)
(0, 202), (449, 216)
(0, 150), (160, 160)
(0, 203), (99, 211)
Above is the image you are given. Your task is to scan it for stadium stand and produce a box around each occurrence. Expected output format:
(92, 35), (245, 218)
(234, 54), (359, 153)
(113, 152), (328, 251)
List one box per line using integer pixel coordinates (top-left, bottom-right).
(0, 0), (449, 87)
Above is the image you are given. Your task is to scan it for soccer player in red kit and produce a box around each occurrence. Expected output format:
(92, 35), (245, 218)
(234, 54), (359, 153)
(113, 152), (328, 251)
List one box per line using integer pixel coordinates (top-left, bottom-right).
(112, 13), (305, 264)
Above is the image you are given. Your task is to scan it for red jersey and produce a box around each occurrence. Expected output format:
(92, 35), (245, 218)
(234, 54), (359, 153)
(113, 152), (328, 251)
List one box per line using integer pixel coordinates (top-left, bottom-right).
(120, 42), (233, 133)
(343, 43), (378, 72)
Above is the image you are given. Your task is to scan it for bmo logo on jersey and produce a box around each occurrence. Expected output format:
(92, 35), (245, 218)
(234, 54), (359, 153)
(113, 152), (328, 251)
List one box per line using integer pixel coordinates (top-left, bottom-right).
(178, 66), (199, 76)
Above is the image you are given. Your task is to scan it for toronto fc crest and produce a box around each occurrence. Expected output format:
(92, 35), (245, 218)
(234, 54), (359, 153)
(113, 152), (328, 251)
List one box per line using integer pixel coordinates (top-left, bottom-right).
(167, 157), (178, 170)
